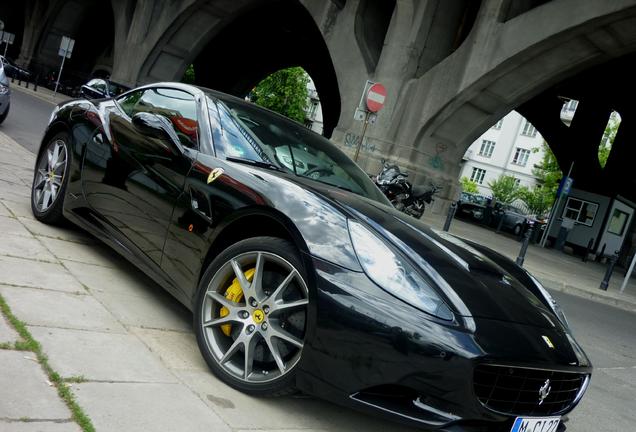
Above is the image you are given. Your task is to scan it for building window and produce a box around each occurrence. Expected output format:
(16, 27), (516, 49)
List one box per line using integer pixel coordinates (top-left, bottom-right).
(521, 120), (537, 137)
(513, 178), (521, 186)
(564, 99), (578, 112)
(512, 148), (531, 166)
(492, 119), (504, 130)
(478, 140), (496, 158)
(562, 197), (598, 226)
(470, 168), (486, 185)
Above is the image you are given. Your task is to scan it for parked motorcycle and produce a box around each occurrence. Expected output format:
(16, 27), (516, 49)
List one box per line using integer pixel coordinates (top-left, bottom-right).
(374, 161), (441, 218)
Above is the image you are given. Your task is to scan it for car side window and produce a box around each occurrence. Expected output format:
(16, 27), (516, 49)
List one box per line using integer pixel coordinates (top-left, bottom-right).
(92, 80), (107, 93)
(116, 90), (144, 117)
(133, 88), (199, 149)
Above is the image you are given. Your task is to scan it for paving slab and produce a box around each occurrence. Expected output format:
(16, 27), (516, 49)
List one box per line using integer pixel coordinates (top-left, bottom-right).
(0, 286), (125, 333)
(131, 327), (207, 371)
(74, 382), (231, 432)
(0, 313), (19, 343)
(37, 236), (122, 267)
(0, 234), (57, 262)
(0, 422), (81, 432)
(19, 218), (94, 243)
(62, 260), (160, 299)
(91, 288), (191, 332)
(2, 199), (36, 219)
(29, 326), (177, 383)
(0, 256), (84, 293)
(0, 351), (71, 420)
(0, 214), (33, 237)
(176, 370), (415, 431)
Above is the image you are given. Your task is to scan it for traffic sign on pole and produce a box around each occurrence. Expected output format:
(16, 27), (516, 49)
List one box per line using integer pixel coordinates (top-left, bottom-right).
(365, 82), (387, 113)
(54, 36), (75, 97)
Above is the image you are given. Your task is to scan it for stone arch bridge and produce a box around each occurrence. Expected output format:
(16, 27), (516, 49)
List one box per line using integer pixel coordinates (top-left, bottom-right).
(3, 0), (636, 207)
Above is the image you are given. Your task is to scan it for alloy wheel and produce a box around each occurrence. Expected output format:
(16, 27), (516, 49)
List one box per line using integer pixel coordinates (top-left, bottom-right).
(33, 139), (67, 213)
(201, 251), (309, 383)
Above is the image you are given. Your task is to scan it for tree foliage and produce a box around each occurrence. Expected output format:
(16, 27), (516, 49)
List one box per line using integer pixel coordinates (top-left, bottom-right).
(532, 142), (562, 198)
(488, 175), (521, 205)
(598, 111), (620, 168)
(252, 67), (309, 124)
(181, 64), (195, 84)
(519, 186), (553, 216)
(460, 176), (479, 194)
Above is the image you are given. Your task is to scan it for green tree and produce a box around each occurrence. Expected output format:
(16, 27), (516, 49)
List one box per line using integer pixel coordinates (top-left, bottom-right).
(181, 64), (195, 84)
(252, 67), (309, 123)
(533, 142), (562, 198)
(488, 175), (521, 205)
(519, 186), (553, 216)
(598, 111), (620, 168)
(460, 176), (479, 194)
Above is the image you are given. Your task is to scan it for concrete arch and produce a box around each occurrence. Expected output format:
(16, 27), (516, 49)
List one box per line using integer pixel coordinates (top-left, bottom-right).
(30, 0), (115, 80)
(393, 1), (636, 198)
(137, 0), (341, 136)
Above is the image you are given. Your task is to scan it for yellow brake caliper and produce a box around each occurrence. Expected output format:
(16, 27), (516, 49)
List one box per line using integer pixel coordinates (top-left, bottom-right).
(219, 268), (255, 336)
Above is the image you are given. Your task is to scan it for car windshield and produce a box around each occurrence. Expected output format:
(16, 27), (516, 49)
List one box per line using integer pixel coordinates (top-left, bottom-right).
(207, 95), (389, 204)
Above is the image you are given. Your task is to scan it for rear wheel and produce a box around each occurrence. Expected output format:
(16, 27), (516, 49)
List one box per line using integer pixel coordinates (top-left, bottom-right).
(513, 224), (523, 236)
(31, 133), (69, 224)
(194, 237), (309, 397)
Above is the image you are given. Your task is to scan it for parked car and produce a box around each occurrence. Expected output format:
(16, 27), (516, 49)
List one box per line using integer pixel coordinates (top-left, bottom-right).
(0, 62), (10, 124)
(31, 82), (591, 430)
(456, 192), (491, 221)
(0, 55), (31, 81)
(80, 78), (129, 99)
(493, 203), (532, 235)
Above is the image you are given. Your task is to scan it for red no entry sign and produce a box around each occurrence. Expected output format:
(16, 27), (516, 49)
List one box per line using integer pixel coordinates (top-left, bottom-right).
(366, 83), (387, 112)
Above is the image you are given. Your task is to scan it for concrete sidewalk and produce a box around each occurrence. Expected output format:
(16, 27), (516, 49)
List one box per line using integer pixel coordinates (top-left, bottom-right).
(422, 213), (636, 313)
(0, 132), (415, 431)
(10, 79), (72, 106)
(0, 128), (632, 431)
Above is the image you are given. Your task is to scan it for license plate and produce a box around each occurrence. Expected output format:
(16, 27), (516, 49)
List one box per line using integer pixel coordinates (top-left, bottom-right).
(510, 416), (561, 432)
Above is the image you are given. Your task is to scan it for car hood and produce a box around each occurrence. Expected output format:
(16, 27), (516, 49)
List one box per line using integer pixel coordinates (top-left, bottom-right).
(294, 179), (558, 329)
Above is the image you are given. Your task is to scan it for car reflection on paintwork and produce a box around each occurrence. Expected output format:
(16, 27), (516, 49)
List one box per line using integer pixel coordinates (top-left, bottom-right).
(0, 62), (10, 125)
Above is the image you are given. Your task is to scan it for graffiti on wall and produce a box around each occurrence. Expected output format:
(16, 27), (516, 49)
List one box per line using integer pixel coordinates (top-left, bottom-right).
(343, 131), (377, 153)
(429, 142), (447, 170)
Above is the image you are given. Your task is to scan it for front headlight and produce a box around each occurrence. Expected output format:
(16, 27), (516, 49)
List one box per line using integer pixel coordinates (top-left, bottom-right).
(527, 272), (570, 329)
(348, 220), (453, 320)
(0, 84), (8, 95)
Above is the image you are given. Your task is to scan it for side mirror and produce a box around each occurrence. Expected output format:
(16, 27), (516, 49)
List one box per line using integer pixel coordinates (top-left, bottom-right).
(132, 112), (182, 151)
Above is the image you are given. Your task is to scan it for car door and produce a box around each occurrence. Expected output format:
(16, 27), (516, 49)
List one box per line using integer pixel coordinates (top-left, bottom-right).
(82, 87), (199, 268)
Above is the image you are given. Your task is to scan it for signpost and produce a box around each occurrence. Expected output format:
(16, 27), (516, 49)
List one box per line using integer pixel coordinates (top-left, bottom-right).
(1, 31), (15, 58)
(353, 80), (387, 161)
(54, 36), (75, 97)
(540, 162), (574, 248)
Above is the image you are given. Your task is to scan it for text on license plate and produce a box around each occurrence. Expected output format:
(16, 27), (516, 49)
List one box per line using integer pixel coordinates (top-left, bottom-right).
(510, 416), (561, 432)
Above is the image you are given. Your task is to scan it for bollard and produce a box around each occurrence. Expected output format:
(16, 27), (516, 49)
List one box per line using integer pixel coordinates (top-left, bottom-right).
(599, 251), (619, 291)
(11, 75), (14, 83)
(583, 238), (594, 262)
(33, 75), (38, 92)
(25, 79), (29, 89)
(516, 222), (534, 266)
(443, 202), (457, 232)
(496, 211), (505, 233)
(18, 77), (21, 86)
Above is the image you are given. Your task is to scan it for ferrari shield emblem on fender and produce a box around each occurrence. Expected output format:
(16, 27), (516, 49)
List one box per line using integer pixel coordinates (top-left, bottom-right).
(207, 168), (224, 184)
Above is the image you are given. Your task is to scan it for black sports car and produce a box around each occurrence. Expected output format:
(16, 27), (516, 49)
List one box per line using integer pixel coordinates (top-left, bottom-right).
(31, 83), (591, 431)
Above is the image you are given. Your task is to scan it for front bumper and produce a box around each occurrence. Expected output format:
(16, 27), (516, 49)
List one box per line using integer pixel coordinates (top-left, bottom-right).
(0, 91), (9, 115)
(296, 256), (591, 431)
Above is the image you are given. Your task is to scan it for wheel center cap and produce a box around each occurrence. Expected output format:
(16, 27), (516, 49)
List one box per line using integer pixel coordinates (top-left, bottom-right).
(252, 309), (265, 324)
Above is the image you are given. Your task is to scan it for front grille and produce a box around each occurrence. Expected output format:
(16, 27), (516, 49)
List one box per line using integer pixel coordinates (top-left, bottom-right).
(474, 365), (588, 416)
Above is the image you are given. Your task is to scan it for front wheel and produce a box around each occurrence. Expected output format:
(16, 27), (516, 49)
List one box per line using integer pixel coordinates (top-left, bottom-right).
(194, 237), (310, 397)
(31, 132), (70, 224)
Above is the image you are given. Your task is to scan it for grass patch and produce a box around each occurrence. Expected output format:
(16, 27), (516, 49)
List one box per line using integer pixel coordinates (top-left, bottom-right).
(0, 294), (95, 432)
(0, 341), (12, 349)
(64, 375), (88, 384)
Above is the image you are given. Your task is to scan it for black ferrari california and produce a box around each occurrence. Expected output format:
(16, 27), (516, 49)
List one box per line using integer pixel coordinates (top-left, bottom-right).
(31, 82), (590, 431)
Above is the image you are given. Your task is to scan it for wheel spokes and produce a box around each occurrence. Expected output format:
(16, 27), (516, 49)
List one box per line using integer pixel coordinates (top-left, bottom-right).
(269, 298), (308, 314)
(269, 324), (304, 349)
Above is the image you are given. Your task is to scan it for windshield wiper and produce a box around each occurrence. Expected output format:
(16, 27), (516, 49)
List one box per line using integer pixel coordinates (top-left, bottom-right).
(226, 156), (283, 172)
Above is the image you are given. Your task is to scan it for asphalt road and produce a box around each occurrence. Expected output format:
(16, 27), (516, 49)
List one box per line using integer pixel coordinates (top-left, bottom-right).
(1, 89), (635, 431)
(0, 86), (56, 153)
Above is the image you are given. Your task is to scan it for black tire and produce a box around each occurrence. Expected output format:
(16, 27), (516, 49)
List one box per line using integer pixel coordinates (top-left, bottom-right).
(31, 132), (70, 225)
(0, 103), (8, 125)
(194, 236), (309, 397)
(513, 224), (522, 236)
